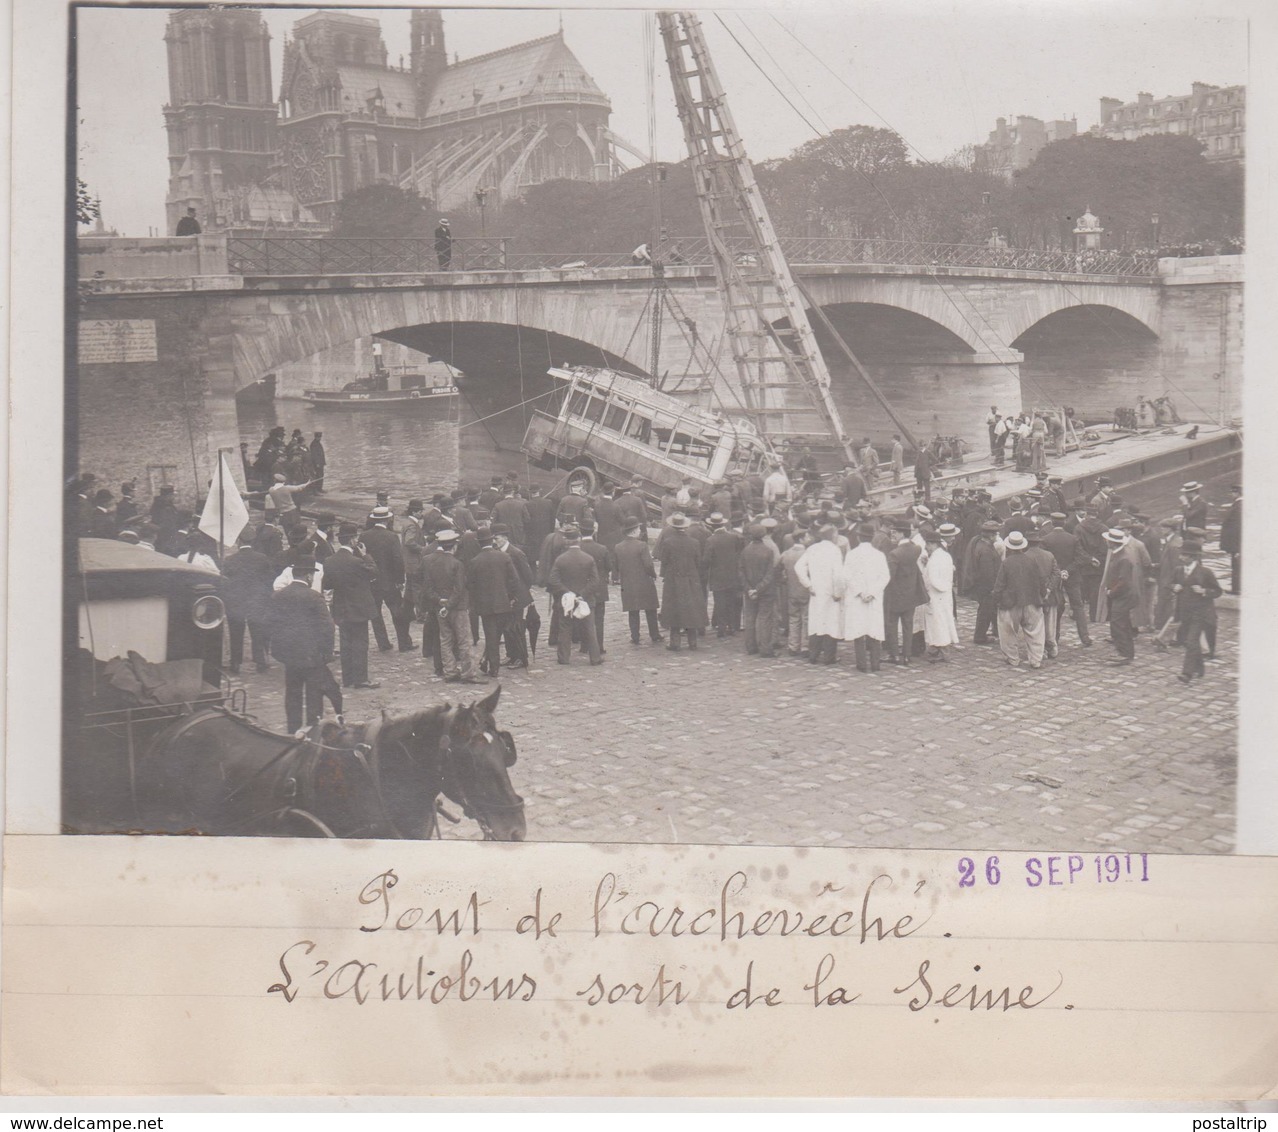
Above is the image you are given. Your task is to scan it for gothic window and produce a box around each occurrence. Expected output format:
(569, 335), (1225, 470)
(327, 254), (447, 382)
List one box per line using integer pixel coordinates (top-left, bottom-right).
(231, 35), (248, 102)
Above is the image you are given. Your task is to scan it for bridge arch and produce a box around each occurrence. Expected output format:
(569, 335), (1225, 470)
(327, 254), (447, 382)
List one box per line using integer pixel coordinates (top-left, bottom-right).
(1012, 304), (1161, 418)
(227, 281), (692, 392)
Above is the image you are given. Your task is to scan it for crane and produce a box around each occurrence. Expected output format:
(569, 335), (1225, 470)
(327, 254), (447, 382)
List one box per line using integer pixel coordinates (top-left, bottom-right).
(657, 10), (858, 464)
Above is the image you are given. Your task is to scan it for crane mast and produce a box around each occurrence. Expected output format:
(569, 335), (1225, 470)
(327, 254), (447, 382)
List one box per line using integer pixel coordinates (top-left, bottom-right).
(657, 11), (857, 463)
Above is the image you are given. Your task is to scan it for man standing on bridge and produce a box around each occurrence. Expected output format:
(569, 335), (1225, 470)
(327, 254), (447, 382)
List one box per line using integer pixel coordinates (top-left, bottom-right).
(434, 218), (453, 270)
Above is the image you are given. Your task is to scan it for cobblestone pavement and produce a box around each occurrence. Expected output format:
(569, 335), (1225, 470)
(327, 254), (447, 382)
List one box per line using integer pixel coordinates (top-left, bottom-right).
(231, 590), (1238, 854)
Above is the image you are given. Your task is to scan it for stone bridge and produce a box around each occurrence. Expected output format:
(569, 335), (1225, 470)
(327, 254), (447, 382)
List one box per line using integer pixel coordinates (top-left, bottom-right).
(74, 236), (1242, 488)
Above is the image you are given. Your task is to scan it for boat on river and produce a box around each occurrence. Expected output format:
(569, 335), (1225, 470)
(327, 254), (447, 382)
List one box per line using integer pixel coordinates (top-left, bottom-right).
(304, 346), (459, 409)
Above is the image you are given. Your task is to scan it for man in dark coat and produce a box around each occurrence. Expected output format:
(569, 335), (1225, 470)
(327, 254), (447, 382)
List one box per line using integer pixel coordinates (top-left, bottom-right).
(362, 506), (414, 652)
(1172, 540), (1222, 682)
(556, 484), (593, 531)
(1024, 529), (1063, 659)
(1218, 483), (1241, 594)
(311, 513), (338, 564)
(222, 531), (275, 673)
(840, 466), (867, 509)
(593, 486), (627, 556)
(150, 486), (184, 555)
(493, 525), (536, 668)
(400, 500), (428, 629)
(1180, 481), (1208, 533)
(913, 446), (932, 502)
(548, 528), (603, 665)
(524, 488), (558, 568)
(309, 432), (326, 492)
(992, 532), (1048, 669)
(884, 520), (928, 665)
(467, 528), (521, 676)
(614, 521), (661, 644)
(963, 520), (1002, 645)
(1041, 513), (1093, 648)
(269, 555), (341, 734)
(434, 217), (452, 270)
(657, 514), (707, 650)
(418, 530), (484, 683)
(614, 480), (649, 542)
(321, 523), (381, 689)
(491, 488), (531, 556)
(477, 477), (503, 519)
(738, 523), (781, 658)
(536, 525), (571, 590)
(582, 523), (615, 654)
(175, 207), (201, 236)
(1101, 529), (1139, 664)
(702, 513), (744, 638)
(1072, 503), (1108, 622)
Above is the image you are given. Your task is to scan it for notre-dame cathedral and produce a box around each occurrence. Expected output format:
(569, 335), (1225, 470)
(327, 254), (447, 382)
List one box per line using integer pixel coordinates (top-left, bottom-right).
(163, 8), (628, 234)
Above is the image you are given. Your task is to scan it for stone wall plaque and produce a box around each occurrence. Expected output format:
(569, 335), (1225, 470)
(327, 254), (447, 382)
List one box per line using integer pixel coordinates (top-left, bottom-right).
(78, 319), (158, 364)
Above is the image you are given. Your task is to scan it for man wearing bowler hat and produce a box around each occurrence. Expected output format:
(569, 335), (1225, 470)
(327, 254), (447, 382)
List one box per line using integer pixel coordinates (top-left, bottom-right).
(547, 526), (603, 665)
(1172, 539), (1222, 683)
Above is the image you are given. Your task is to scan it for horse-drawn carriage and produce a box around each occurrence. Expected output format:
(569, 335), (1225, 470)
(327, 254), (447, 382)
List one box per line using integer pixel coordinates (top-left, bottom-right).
(65, 540), (525, 840)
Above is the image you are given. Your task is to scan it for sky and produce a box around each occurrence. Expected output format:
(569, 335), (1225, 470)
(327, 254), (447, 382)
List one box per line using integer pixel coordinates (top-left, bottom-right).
(76, 1), (1250, 237)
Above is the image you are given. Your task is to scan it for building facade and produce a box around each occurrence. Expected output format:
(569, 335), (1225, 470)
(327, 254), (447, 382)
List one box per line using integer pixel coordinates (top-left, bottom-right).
(1095, 83), (1245, 162)
(973, 115), (1077, 179)
(164, 7), (624, 233)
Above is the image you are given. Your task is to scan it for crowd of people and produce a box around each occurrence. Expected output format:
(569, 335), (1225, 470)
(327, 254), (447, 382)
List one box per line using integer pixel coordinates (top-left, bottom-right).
(71, 454), (1240, 735)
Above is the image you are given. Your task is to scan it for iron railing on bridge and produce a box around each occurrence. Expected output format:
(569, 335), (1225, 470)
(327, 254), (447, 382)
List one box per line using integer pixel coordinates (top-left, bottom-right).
(226, 235), (1160, 278)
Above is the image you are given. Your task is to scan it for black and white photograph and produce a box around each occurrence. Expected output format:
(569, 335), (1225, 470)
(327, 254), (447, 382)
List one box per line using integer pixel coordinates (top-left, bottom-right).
(5, 0), (1278, 1106)
(64, 1), (1251, 851)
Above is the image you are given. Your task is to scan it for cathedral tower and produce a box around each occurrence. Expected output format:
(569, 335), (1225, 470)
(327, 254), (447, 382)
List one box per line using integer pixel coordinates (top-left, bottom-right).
(410, 9), (448, 109)
(163, 8), (278, 233)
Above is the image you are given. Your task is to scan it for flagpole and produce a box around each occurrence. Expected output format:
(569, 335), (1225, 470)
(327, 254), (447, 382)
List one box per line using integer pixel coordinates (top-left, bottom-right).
(217, 449), (225, 566)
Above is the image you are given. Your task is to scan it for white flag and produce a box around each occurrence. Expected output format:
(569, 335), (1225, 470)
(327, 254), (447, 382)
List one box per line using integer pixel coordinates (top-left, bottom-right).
(199, 452), (250, 548)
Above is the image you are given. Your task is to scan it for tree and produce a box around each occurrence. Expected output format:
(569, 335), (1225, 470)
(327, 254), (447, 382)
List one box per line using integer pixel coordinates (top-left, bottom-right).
(1008, 134), (1242, 249)
(76, 179), (99, 227)
(332, 184), (435, 237)
(785, 126), (909, 174)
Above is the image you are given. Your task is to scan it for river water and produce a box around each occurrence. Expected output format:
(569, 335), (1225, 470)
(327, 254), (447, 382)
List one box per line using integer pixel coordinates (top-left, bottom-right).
(235, 391), (556, 500)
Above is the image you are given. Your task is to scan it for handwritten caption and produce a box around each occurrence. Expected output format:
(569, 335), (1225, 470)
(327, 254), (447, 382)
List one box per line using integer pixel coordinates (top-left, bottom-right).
(266, 868), (1065, 1013)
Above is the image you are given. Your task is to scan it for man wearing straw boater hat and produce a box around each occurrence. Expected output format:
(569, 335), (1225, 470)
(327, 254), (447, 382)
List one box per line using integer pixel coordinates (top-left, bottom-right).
(1100, 527), (1138, 664)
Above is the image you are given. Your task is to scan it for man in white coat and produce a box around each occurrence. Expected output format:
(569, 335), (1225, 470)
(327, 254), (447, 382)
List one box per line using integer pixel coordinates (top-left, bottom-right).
(795, 524), (845, 665)
(922, 528), (960, 661)
(842, 523), (891, 672)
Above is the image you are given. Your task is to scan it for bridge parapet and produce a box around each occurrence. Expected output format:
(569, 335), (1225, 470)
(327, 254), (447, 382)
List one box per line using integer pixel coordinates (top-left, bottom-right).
(79, 233), (1167, 282)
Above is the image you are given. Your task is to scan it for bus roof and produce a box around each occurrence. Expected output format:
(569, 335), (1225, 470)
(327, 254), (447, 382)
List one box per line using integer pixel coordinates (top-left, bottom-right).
(77, 538), (220, 575)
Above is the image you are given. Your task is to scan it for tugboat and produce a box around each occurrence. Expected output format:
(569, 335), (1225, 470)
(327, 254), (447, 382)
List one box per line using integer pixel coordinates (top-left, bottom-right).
(303, 343), (459, 409)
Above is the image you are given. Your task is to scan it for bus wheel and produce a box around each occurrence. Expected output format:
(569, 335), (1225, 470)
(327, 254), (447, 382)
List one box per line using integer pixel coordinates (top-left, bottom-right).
(567, 465), (597, 495)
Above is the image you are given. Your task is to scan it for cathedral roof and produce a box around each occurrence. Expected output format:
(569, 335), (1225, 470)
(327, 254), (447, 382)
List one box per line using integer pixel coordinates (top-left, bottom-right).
(334, 64), (418, 117)
(423, 34), (608, 119)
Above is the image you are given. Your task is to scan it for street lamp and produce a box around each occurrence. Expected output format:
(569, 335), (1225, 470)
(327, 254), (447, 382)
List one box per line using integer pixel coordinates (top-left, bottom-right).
(474, 186), (490, 238)
(1151, 212), (1160, 248)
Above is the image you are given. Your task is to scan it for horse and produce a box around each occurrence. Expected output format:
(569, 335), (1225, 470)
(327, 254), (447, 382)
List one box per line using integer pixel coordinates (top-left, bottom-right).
(137, 685), (525, 840)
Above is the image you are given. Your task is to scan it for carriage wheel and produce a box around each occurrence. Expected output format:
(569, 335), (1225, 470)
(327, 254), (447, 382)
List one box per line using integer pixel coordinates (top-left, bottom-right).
(254, 807), (337, 839)
(566, 463), (597, 495)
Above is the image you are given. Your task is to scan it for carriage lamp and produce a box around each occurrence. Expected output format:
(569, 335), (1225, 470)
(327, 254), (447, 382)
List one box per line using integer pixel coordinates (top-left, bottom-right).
(192, 593), (226, 630)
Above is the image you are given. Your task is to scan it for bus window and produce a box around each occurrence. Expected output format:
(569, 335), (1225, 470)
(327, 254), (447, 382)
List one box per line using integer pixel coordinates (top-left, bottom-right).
(583, 396), (607, 424)
(626, 414), (653, 444)
(567, 390), (591, 419)
(603, 403), (629, 432)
